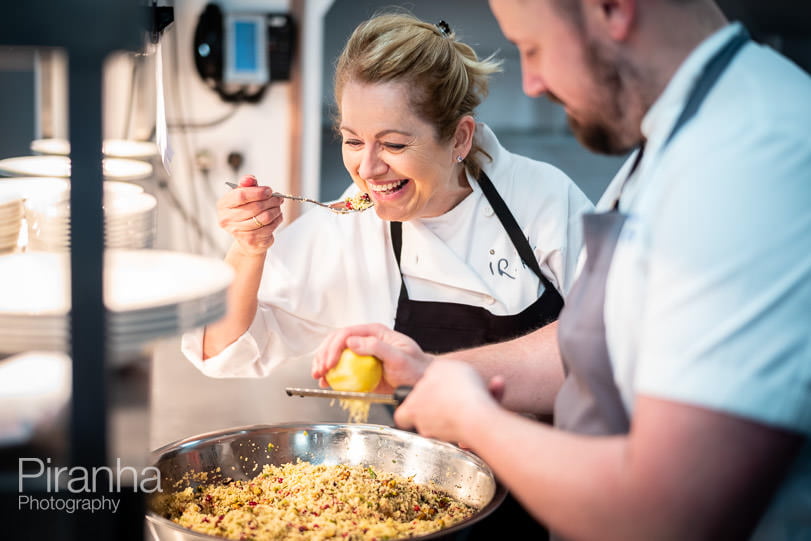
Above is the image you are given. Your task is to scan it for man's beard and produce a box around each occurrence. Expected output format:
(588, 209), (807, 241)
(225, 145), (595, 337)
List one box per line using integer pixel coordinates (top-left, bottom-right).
(554, 41), (642, 155)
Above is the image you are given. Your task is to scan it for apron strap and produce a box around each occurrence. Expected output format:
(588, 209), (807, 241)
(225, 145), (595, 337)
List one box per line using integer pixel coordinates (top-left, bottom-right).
(665, 28), (750, 146)
(390, 170), (557, 298)
(390, 220), (410, 305)
(611, 142), (645, 211)
(475, 170), (553, 289)
(391, 220), (404, 267)
(610, 27), (749, 211)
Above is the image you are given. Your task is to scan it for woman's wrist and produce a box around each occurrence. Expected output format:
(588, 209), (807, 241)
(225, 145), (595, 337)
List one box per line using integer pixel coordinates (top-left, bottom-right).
(229, 242), (268, 259)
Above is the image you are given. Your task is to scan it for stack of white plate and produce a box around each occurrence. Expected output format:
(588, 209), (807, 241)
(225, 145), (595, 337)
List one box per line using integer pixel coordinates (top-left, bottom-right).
(0, 191), (24, 253)
(24, 181), (157, 251)
(0, 154), (153, 182)
(31, 138), (158, 160)
(0, 177), (152, 251)
(100, 191), (158, 249)
(0, 250), (233, 356)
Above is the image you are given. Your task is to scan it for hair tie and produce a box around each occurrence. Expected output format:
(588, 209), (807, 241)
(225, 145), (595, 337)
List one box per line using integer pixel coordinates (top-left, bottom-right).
(435, 20), (452, 37)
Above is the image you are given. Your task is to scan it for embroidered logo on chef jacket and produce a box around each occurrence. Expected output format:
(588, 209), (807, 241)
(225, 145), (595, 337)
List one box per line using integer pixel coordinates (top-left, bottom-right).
(487, 235), (538, 281)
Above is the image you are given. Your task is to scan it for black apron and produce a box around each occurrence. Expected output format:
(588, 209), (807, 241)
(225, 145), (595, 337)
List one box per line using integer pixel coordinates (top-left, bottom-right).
(391, 170), (563, 539)
(552, 27), (750, 540)
(391, 171), (563, 354)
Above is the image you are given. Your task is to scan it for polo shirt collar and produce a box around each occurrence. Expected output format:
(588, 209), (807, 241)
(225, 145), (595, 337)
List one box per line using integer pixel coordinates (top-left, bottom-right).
(641, 22), (744, 152)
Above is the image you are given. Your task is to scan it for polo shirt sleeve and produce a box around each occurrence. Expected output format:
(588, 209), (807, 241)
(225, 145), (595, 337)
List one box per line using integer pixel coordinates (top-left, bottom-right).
(634, 130), (811, 435)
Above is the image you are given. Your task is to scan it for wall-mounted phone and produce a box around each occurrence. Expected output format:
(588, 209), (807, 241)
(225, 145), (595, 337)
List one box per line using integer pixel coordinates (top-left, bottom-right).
(193, 3), (294, 104)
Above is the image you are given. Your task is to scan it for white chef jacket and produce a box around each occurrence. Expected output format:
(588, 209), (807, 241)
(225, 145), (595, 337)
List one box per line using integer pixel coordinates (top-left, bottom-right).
(599, 24), (811, 539)
(182, 123), (593, 378)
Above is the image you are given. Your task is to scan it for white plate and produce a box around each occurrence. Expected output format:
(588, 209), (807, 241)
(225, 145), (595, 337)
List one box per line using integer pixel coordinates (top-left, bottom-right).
(104, 191), (157, 217)
(0, 251), (231, 355)
(29, 193), (157, 220)
(109, 300), (226, 332)
(0, 337), (67, 354)
(0, 235), (20, 246)
(29, 138), (70, 156)
(1, 177), (69, 200)
(102, 139), (159, 159)
(31, 138), (158, 159)
(0, 210), (23, 223)
(0, 193), (24, 208)
(0, 217), (22, 230)
(0, 178), (144, 211)
(0, 250), (233, 315)
(103, 180), (146, 194)
(0, 317), (67, 332)
(0, 156), (71, 177)
(104, 250), (233, 311)
(0, 155), (153, 181)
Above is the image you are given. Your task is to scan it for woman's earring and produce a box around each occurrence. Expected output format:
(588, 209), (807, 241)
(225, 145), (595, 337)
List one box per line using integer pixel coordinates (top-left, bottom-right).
(456, 155), (464, 163)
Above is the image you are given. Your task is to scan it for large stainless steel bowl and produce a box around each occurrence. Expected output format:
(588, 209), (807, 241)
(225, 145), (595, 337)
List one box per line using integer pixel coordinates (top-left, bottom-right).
(145, 423), (506, 540)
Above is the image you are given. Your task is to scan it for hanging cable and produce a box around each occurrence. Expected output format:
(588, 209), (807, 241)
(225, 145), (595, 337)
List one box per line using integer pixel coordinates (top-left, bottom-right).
(122, 54), (139, 140)
(156, 177), (224, 254)
(166, 105), (239, 131)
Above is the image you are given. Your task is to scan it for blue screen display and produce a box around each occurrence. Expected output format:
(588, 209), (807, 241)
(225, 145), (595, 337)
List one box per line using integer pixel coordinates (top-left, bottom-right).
(234, 21), (258, 72)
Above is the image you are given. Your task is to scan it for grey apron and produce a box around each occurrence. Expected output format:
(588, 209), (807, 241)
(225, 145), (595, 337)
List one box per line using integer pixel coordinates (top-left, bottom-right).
(552, 27), (750, 539)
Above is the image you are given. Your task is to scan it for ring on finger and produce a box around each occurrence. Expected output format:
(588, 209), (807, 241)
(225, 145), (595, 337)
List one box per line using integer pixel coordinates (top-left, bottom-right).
(252, 215), (264, 228)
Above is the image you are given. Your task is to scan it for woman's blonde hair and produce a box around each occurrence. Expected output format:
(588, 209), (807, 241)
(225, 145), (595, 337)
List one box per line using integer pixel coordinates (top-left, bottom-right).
(334, 12), (503, 179)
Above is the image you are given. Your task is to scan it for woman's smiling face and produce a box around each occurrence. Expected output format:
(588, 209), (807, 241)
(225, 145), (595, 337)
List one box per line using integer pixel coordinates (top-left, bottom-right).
(339, 80), (472, 222)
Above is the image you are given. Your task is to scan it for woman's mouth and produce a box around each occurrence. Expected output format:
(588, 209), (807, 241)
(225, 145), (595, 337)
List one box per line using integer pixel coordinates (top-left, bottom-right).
(368, 179), (409, 197)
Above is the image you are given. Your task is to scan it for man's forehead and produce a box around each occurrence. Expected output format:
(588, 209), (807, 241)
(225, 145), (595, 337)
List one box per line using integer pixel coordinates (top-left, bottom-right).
(490, 0), (555, 40)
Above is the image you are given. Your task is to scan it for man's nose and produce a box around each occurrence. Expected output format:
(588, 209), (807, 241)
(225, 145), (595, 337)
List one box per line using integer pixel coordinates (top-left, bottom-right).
(522, 68), (547, 98)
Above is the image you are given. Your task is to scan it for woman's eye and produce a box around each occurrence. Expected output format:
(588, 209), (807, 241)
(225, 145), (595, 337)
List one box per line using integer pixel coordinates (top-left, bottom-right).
(383, 143), (406, 151)
(343, 139), (362, 148)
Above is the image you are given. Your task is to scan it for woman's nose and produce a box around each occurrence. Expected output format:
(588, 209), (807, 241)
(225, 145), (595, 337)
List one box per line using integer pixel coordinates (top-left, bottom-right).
(358, 147), (388, 179)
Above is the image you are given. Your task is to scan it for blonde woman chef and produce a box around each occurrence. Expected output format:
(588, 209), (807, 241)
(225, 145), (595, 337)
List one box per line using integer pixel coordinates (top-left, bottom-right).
(181, 14), (592, 402)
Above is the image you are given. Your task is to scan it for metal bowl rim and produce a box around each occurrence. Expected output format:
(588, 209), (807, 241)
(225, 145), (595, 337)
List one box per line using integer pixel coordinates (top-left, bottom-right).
(146, 422), (508, 540)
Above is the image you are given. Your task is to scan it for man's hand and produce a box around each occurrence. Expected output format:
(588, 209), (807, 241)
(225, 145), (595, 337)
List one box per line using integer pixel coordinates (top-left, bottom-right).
(394, 359), (502, 446)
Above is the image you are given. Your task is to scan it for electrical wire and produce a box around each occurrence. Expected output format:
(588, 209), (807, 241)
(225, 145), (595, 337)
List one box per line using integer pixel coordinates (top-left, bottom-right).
(160, 25), (195, 251)
(122, 54), (139, 139)
(156, 177), (224, 253)
(166, 105), (239, 131)
(167, 22), (232, 255)
(115, 48), (221, 253)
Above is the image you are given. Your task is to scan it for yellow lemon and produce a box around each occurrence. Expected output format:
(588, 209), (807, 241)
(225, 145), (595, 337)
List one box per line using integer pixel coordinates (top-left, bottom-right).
(326, 349), (382, 393)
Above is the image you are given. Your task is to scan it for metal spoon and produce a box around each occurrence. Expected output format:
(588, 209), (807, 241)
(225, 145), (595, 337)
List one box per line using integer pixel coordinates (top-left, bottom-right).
(225, 182), (373, 214)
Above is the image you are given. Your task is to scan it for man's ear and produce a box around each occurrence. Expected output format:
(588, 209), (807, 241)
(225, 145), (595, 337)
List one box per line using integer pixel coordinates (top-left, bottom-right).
(454, 115), (476, 158)
(584, 0), (636, 42)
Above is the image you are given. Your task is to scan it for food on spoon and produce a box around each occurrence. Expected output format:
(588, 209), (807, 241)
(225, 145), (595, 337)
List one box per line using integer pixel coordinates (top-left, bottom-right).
(344, 192), (373, 211)
(326, 349), (383, 423)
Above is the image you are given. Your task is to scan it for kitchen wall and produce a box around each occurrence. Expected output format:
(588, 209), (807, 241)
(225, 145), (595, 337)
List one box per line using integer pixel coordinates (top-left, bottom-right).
(110, 0), (293, 257)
